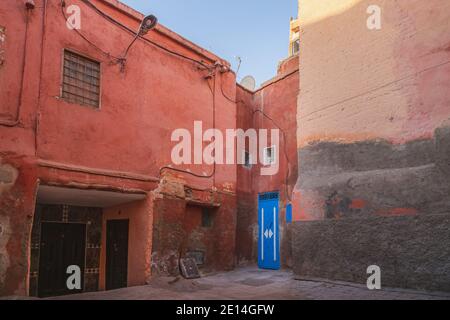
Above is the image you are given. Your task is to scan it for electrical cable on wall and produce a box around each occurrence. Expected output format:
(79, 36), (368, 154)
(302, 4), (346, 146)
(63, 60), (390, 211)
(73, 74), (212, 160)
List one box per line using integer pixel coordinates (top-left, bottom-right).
(117, 14), (158, 71)
(60, 0), (120, 63)
(81, 0), (214, 69)
(60, 0), (293, 200)
(159, 67), (218, 183)
(218, 73), (294, 202)
(60, 0), (158, 72)
(253, 109), (292, 202)
(60, 0), (218, 183)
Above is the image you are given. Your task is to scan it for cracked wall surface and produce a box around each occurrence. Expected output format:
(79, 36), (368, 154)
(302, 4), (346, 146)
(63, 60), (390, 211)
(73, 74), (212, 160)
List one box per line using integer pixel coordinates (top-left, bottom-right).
(0, 163), (18, 291)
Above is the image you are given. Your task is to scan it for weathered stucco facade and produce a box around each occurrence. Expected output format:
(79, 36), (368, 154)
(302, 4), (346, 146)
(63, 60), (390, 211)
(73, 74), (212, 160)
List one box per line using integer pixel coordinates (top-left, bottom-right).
(293, 0), (450, 291)
(0, 0), (299, 297)
(0, 0), (239, 296)
(236, 55), (299, 268)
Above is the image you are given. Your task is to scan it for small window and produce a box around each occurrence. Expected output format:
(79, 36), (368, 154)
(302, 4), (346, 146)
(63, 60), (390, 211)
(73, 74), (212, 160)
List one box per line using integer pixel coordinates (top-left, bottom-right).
(201, 208), (213, 228)
(242, 150), (252, 169)
(62, 50), (100, 108)
(292, 39), (300, 55)
(264, 146), (276, 166)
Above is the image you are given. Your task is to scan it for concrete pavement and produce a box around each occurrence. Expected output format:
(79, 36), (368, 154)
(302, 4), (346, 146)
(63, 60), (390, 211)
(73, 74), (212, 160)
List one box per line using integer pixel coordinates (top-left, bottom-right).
(47, 267), (450, 300)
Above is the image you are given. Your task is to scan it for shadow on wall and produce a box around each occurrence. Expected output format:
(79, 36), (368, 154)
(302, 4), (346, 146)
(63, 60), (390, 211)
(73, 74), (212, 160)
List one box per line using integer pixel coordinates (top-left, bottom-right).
(292, 0), (450, 292)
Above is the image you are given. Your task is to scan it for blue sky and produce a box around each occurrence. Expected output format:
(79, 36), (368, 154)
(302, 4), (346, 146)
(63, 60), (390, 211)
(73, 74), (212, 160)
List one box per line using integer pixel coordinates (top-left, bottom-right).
(120, 0), (298, 86)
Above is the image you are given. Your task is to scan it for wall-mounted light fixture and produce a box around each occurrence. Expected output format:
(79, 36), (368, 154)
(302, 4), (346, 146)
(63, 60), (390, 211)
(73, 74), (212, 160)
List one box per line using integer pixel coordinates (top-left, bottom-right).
(118, 14), (158, 72)
(25, 0), (36, 10)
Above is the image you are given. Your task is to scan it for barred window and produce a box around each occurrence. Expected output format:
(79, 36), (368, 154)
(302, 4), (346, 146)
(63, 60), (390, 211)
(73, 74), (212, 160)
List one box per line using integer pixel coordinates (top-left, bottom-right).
(62, 50), (100, 108)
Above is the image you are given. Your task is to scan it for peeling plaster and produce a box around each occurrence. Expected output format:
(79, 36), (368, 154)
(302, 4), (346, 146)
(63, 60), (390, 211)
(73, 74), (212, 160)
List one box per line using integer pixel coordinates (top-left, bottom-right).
(0, 26), (5, 67)
(0, 215), (11, 290)
(0, 163), (18, 196)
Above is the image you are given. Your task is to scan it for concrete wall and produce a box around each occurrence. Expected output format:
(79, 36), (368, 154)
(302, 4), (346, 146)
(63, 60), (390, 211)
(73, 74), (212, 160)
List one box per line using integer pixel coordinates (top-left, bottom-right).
(293, 0), (450, 291)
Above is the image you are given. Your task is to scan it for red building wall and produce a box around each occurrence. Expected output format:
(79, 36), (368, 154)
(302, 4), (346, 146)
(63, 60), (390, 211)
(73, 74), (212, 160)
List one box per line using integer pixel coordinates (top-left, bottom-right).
(0, 0), (238, 296)
(236, 55), (299, 267)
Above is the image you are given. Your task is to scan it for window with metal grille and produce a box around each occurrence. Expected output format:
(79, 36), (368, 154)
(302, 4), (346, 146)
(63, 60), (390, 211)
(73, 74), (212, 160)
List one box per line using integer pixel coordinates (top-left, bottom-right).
(62, 50), (100, 108)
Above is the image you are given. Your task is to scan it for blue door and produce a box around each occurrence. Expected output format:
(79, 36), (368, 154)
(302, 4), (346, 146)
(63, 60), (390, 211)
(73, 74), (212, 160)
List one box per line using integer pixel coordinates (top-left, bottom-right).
(258, 192), (280, 270)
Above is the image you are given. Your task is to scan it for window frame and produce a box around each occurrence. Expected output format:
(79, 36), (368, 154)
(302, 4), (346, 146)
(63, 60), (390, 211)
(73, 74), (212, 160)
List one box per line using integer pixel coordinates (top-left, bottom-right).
(60, 48), (102, 110)
(263, 145), (276, 166)
(242, 150), (253, 169)
(292, 39), (300, 55)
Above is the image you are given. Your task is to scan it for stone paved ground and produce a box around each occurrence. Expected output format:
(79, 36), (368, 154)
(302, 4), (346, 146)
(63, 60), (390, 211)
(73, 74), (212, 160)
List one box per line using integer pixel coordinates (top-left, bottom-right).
(43, 267), (450, 300)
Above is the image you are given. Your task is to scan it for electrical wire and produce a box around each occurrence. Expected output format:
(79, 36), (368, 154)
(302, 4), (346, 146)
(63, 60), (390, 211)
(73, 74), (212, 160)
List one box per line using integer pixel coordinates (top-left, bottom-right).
(254, 68), (298, 93)
(219, 73), (294, 202)
(60, 0), (121, 61)
(122, 33), (139, 58)
(253, 109), (292, 202)
(61, 0), (293, 199)
(220, 77), (245, 104)
(159, 69), (218, 182)
(60, 0), (217, 181)
(80, 0), (213, 69)
(61, 0), (214, 69)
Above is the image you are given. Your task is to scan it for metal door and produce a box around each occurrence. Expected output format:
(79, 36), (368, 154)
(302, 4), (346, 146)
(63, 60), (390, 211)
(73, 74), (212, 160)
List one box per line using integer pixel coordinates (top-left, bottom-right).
(106, 219), (129, 290)
(38, 222), (86, 297)
(258, 192), (280, 270)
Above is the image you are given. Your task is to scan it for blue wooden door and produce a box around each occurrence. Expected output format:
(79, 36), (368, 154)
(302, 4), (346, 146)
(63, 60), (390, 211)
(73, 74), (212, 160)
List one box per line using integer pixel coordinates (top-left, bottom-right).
(258, 192), (280, 270)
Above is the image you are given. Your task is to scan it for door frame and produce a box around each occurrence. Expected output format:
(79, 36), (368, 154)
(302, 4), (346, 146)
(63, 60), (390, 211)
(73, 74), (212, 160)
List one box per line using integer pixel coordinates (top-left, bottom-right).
(257, 192), (280, 270)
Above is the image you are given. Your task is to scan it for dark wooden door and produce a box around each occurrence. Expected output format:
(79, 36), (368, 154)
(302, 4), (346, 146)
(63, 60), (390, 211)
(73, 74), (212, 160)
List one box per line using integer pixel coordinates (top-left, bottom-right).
(38, 222), (86, 297)
(106, 219), (129, 290)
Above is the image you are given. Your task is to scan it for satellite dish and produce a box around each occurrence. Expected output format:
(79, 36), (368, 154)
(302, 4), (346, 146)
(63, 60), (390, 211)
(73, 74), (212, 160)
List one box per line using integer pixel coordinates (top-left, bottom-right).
(240, 75), (256, 91)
